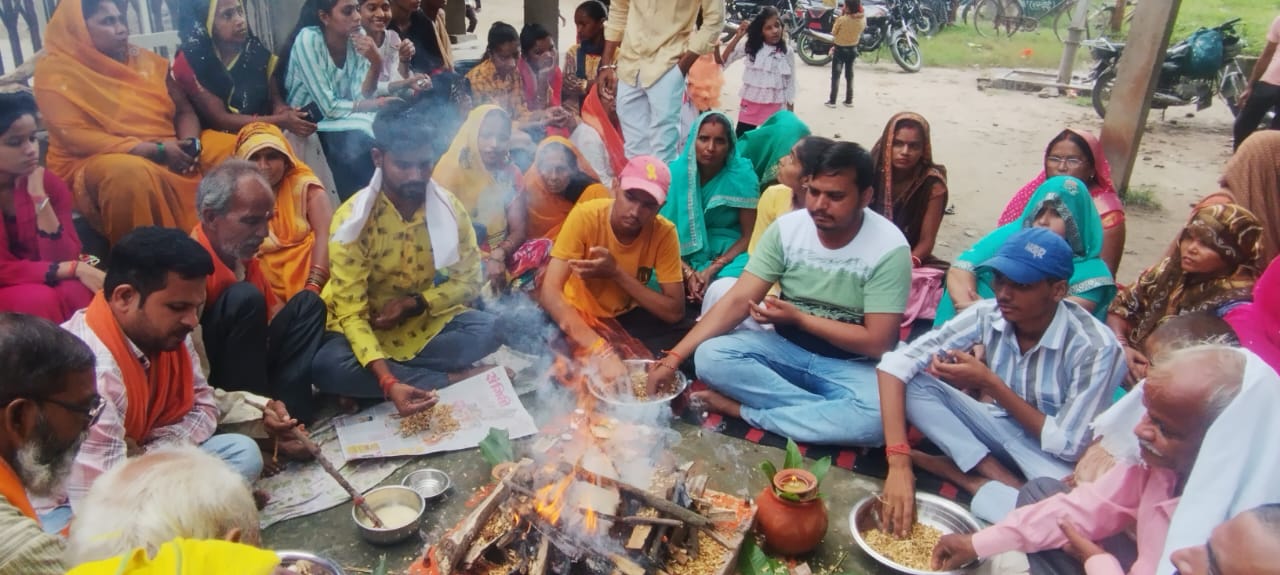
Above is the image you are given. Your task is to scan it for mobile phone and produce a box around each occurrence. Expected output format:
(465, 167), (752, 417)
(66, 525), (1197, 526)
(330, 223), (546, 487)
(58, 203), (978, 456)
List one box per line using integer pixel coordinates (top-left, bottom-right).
(301, 102), (325, 123)
(935, 351), (955, 364)
(179, 137), (202, 158)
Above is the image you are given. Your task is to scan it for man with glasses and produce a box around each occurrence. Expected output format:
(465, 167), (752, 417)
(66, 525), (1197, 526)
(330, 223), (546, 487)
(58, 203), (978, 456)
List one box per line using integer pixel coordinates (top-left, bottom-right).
(875, 227), (1126, 530)
(57, 227), (262, 523)
(0, 312), (99, 574)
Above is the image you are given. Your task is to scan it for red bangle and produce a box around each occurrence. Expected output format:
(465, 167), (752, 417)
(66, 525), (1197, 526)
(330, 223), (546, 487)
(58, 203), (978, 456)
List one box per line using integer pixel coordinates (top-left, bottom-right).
(885, 443), (912, 458)
(662, 349), (684, 363)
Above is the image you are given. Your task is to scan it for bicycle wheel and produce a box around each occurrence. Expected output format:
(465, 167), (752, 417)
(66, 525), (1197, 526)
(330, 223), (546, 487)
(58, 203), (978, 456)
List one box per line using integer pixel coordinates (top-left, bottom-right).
(972, 0), (1004, 37)
(1052, 0), (1076, 42)
(1001, 0), (1024, 36)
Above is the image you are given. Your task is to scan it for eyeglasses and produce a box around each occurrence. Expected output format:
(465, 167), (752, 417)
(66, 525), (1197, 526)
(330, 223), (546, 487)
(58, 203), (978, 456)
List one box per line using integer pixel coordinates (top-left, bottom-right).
(31, 395), (105, 427)
(1046, 155), (1085, 169)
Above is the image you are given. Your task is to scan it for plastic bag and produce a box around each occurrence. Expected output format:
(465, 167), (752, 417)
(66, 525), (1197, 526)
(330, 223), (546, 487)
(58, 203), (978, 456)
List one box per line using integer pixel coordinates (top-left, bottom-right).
(1186, 27), (1225, 77)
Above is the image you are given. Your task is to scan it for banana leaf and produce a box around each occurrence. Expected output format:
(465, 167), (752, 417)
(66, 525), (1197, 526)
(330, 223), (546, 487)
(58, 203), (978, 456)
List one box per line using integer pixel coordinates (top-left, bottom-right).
(479, 428), (515, 468)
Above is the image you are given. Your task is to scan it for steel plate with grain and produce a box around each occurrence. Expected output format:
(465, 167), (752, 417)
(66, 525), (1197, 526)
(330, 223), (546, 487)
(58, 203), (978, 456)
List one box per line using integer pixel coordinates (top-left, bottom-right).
(849, 493), (984, 574)
(587, 359), (689, 406)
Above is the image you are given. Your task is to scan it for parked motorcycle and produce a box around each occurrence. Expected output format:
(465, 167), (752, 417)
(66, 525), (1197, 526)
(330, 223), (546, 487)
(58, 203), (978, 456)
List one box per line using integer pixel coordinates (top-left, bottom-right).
(722, 0), (803, 42)
(1089, 18), (1247, 120)
(796, 0), (923, 72)
(903, 0), (941, 37)
(793, 0), (837, 66)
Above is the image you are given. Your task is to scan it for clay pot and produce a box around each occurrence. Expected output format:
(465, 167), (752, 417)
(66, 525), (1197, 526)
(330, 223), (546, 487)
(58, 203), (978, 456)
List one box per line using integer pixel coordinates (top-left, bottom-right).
(755, 469), (828, 555)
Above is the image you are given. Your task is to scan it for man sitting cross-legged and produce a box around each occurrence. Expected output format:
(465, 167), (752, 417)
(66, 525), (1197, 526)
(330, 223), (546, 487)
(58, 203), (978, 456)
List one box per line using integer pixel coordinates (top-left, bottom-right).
(648, 141), (911, 446)
(58, 227), (263, 522)
(931, 344), (1251, 575)
(536, 155), (686, 380)
(192, 160), (327, 428)
(876, 227), (1126, 529)
(0, 313), (98, 575)
(312, 106), (503, 416)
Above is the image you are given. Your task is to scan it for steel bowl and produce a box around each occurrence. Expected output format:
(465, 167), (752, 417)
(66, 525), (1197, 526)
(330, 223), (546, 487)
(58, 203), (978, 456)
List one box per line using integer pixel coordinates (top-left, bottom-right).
(352, 486), (426, 545)
(402, 468), (451, 500)
(849, 493), (984, 575)
(587, 359), (690, 405)
(276, 550), (346, 575)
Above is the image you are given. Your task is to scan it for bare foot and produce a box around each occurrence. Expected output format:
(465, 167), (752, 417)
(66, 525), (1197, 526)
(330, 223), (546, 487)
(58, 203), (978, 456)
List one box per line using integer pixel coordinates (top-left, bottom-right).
(910, 451), (990, 495)
(253, 489), (271, 510)
(689, 389), (742, 419)
(973, 455), (1024, 489)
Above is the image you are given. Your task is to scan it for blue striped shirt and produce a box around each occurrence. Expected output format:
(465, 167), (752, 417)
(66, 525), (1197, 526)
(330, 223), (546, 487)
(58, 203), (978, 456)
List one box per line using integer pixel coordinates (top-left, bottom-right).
(878, 299), (1126, 461)
(284, 26), (376, 135)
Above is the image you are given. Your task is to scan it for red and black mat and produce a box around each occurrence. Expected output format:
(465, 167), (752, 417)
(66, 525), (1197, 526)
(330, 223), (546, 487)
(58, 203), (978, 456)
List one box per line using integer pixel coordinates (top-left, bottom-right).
(674, 380), (971, 504)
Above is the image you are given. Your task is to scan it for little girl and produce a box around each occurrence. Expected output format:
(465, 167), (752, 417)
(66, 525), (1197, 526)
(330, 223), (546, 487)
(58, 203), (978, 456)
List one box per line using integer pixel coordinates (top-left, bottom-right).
(562, 0), (607, 116)
(719, 7), (797, 137)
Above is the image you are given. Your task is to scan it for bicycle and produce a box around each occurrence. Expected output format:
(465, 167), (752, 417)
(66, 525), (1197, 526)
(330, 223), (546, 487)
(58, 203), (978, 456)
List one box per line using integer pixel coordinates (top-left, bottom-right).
(973, 0), (1126, 39)
(1052, 0), (1135, 42)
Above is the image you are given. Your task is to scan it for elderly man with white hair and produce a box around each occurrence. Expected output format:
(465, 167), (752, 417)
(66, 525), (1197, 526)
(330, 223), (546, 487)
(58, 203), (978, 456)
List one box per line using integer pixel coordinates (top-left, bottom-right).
(192, 160), (327, 426)
(65, 445), (260, 565)
(931, 344), (1280, 575)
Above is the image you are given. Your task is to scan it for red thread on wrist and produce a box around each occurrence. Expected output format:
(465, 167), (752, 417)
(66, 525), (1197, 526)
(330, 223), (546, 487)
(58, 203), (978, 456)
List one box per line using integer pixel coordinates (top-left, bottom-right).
(377, 374), (399, 395)
(885, 443), (912, 458)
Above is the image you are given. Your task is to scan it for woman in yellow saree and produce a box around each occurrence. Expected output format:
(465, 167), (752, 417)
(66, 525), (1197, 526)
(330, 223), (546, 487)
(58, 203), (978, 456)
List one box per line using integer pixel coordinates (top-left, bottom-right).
(234, 123), (334, 301)
(36, 0), (205, 246)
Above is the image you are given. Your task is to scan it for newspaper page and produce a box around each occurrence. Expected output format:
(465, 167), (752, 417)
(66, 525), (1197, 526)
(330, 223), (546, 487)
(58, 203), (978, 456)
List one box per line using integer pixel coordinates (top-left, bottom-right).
(334, 367), (538, 460)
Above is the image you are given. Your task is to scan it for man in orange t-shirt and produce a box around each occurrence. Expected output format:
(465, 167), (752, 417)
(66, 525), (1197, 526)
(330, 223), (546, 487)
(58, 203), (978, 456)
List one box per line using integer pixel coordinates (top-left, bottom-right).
(193, 161), (326, 423)
(538, 156), (688, 380)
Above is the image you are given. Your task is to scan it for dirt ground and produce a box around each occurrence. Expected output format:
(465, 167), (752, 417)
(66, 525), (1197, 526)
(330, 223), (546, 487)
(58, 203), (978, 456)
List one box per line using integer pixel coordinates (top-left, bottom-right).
(473, 0), (1240, 284)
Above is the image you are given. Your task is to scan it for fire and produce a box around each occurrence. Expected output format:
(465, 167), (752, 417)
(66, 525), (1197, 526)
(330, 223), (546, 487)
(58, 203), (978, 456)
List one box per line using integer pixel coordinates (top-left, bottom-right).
(534, 475), (573, 525)
(583, 508), (598, 533)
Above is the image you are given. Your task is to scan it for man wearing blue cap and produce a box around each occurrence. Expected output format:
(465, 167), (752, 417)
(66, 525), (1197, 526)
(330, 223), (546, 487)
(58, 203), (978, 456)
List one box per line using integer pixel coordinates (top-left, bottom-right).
(874, 227), (1127, 531)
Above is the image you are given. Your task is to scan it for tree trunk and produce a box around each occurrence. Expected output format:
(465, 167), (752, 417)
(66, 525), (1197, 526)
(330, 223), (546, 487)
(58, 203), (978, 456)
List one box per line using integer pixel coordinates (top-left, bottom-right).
(1109, 0), (1126, 33)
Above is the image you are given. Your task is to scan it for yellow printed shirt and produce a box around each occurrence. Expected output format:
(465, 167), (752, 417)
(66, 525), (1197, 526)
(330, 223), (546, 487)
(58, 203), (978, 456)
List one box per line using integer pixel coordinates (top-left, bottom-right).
(323, 191), (482, 365)
(466, 60), (532, 123)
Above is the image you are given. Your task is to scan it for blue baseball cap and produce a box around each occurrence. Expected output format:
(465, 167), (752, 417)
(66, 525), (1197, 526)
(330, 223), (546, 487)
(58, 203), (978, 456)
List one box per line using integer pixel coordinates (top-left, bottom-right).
(978, 227), (1074, 284)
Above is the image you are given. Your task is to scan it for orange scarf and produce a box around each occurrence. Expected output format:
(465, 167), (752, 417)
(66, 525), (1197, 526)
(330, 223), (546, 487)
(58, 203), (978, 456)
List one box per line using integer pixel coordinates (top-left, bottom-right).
(35, 0), (179, 182)
(580, 86), (626, 182)
(524, 136), (609, 240)
(192, 224), (279, 314)
(0, 459), (36, 521)
(83, 293), (195, 442)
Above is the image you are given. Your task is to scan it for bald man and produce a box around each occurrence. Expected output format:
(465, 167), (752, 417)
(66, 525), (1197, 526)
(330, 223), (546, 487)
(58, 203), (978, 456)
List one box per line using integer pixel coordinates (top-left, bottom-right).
(931, 344), (1245, 575)
(1170, 503), (1280, 575)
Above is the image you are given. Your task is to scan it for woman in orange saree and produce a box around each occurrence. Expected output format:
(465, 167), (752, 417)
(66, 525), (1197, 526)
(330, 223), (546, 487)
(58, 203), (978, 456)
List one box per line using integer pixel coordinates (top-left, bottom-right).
(523, 136), (610, 241)
(234, 123), (334, 301)
(35, 0), (204, 246)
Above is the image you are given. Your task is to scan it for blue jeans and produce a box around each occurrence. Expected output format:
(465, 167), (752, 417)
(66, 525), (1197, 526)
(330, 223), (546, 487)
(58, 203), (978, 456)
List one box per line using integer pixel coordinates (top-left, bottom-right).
(694, 331), (884, 446)
(40, 433), (263, 533)
(312, 310), (503, 397)
(904, 374), (1073, 522)
(616, 64), (686, 163)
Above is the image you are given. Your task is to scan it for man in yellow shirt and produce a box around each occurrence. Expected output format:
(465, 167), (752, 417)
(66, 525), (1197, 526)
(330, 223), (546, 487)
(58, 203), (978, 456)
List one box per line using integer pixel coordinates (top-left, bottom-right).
(313, 107), (500, 416)
(538, 156), (686, 379)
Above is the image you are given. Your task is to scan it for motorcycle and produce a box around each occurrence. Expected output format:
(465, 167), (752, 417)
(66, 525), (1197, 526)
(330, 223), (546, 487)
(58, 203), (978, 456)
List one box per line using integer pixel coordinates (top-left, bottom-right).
(796, 0), (923, 72)
(902, 0), (942, 37)
(1089, 18), (1250, 121)
(722, 0), (803, 41)
(793, 0), (837, 66)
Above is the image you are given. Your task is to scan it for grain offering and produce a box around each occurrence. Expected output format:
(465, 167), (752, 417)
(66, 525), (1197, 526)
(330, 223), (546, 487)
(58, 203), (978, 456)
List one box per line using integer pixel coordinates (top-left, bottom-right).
(861, 523), (944, 571)
(398, 403), (461, 439)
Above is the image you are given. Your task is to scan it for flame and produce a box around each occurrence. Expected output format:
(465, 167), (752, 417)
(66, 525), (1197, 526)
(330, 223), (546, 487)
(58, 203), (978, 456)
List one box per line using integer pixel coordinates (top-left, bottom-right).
(534, 475), (573, 525)
(583, 508), (598, 533)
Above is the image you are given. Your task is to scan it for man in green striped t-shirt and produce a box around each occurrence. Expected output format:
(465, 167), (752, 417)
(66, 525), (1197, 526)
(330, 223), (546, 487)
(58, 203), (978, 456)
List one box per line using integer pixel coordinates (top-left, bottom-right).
(647, 141), (911, 446)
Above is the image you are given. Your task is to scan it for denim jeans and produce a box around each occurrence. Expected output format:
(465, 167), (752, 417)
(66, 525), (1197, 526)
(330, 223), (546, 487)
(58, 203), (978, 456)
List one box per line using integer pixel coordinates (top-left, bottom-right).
(311, 310), (503, 397)
(40, 433), (263, 533)
(904, 373), (1074, 522)
(694, 330), (884, 445)
(616, 65), (687, 163)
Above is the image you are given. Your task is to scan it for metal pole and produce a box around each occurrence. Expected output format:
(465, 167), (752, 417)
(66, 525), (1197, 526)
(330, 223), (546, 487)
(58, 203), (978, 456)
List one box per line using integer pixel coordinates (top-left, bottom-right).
(1055, 0), (1093, 87)
(524, 0), (560, 48)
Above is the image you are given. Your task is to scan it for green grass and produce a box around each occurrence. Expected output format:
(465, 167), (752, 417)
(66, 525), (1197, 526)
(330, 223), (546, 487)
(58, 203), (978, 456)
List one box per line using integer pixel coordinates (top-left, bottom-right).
(922, 0), (1277, 69)
(1120, 184), (1164, 211)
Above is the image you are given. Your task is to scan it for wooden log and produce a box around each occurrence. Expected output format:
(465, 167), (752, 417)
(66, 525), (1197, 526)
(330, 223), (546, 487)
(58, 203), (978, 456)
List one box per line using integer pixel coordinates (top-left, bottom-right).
(622, 516), (683, 528)
(625, 526), (651, 550)
(607, 554), (646, 575)
(528, 535), (551, 575)
(563, 464), (711, 527)
(430, 459), (531, 575)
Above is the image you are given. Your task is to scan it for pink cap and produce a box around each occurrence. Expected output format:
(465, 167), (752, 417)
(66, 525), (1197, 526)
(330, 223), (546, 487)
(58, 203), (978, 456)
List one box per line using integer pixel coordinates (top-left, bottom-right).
(619, 155), (671, 205)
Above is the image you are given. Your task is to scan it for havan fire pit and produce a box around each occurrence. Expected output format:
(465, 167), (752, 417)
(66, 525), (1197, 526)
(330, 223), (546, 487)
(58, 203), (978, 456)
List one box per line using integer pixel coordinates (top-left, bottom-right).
(410, 356), (757, 575)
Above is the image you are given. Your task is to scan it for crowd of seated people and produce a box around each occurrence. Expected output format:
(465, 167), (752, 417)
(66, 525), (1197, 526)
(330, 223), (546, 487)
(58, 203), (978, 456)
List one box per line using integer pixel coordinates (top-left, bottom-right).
(3, 0), (1280, 571)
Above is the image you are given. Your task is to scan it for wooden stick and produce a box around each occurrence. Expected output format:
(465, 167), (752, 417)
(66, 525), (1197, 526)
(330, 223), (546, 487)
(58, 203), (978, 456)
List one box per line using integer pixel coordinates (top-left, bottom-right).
(528, 534), (551, 575)
(622, 516), (683, 528)
(285, 425), (383, 528)
(562, 464), (711, 527)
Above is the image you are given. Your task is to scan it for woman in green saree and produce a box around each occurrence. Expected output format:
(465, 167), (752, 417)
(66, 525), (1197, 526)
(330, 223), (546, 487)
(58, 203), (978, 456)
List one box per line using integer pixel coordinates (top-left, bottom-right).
(736, 110), (811, 188)
(660, 111), (760, 304)
(935, 175), (1116, 326)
